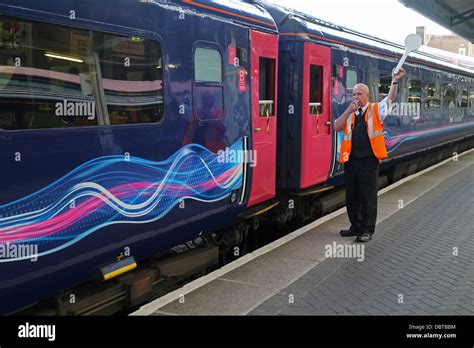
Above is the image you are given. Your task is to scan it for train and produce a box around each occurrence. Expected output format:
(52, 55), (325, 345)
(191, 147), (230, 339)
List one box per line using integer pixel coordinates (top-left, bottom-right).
(0, 0), (473, 314)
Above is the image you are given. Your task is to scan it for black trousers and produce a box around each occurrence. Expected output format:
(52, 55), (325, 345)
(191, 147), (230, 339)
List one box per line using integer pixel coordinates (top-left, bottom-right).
(344, 156), (379, 235)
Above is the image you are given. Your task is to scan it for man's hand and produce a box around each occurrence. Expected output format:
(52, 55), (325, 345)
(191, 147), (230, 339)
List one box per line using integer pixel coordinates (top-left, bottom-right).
(335, 99), (359, 132)
(392, 67), (406, 82)
(348, 99), (360, 113)
(388, 67), (405, 104)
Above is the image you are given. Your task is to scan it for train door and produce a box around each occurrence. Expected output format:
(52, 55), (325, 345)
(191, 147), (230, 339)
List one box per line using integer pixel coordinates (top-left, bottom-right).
(300, 43), (332, 188)
(247, 30), (278, 207)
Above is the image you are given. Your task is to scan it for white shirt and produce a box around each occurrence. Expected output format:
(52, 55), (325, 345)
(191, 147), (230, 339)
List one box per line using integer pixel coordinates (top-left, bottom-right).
(358, 97), (390, 123)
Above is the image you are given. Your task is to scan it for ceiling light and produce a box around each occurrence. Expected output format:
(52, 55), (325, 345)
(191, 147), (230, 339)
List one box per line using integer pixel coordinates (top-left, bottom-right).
(45, 52), (84, 63)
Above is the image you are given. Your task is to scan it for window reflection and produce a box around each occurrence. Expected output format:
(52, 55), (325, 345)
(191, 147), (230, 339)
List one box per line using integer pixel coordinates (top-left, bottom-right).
(423, 81), (440, 109)
(442, 82), (456, 109)
(96, 33), (164, 125)
(0, 17), (97, 129)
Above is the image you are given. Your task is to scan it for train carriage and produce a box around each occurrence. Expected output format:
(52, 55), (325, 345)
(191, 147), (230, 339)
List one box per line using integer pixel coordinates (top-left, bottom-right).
(262, 2), (474, 190)
(0, 0), (280, 314)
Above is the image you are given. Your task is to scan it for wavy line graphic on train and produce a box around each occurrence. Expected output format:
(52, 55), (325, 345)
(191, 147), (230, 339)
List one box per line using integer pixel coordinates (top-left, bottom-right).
(0, 139), (244, 262)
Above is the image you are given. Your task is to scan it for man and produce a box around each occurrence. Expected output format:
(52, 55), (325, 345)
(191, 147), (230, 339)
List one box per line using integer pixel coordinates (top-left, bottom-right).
(334, 68), (407, 242)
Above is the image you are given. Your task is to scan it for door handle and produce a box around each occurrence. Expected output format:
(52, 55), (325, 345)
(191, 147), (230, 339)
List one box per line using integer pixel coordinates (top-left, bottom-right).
(254, 127), (262, 131)
(326, 121), (331, 125)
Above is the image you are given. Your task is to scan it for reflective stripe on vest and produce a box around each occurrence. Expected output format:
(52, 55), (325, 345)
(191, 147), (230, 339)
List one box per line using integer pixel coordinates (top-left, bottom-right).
(343, 115), (353, 141)
(367, 104), (384, 139)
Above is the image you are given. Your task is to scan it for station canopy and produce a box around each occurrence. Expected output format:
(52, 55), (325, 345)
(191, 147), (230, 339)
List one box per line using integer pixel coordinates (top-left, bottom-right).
(399, 0), (474, 42)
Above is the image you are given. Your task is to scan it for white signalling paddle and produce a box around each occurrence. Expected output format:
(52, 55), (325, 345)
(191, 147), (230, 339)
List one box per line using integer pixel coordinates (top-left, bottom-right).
(393, 34), (422, 75)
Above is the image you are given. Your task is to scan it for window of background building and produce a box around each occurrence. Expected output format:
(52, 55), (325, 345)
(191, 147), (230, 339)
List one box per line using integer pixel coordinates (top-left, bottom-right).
(96, 33), (164, 125)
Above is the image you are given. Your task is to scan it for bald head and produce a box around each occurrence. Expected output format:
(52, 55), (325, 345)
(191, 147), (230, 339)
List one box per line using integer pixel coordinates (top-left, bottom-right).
(352, 83), (370, 107)
(354, 83), (369, 94)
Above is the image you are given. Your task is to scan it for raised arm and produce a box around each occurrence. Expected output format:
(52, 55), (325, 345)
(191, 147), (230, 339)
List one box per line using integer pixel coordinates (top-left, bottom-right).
(387, 67), (407, 105)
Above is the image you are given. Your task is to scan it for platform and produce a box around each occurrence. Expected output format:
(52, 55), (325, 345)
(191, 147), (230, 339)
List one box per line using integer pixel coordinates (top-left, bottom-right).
(132, 149), (474, 316)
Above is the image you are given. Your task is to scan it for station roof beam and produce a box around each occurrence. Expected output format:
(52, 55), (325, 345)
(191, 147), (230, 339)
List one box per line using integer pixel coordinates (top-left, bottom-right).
(399, 0), (474, 42)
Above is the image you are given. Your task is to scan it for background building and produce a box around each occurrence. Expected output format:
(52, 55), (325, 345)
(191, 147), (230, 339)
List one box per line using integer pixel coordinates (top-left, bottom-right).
(417, 26), (474, 57)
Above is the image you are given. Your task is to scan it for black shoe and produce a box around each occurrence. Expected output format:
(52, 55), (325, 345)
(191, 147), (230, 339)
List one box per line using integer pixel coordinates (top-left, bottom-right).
(340, 229), (358, 237)
(356, 232), (372, 242)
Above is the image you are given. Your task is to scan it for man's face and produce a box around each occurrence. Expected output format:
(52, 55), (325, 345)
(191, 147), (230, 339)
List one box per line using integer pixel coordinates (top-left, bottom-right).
(352, 85), (369, 108)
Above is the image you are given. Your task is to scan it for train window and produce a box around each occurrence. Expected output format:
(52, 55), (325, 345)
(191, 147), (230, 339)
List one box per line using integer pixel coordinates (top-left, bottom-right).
(470, 89), (474, 109)
(458, 87), (468, 108)
(194, 48), (222, 83)
(259, 57), (275, 117)
(442, 82), (456, 108)
(408, 78), (421, 104)
(378, 73), (392, 101)
(309, 65), (323, 114)
(368, 72), (391, 102)
(345, 69), (357, 91)
(95, 33), (164, 125)
(368, 72), (379, 102)
(0, 17), (99, 130)
(423, 81), (440, 108)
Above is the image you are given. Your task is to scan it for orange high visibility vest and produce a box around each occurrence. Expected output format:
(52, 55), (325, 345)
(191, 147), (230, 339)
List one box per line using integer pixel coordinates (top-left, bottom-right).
(338, 102), (388, 163)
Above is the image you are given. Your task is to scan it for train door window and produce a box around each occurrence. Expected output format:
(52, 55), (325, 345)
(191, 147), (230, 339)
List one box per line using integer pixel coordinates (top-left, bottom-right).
(345, 69), (357, 91)
(259, 57), (275, 117)
(0, 16), (99, 130)
(193, 46), (223, 121)
(442, 82), (456, 108)
(95, 33), (164, 125)
(194, 47), (222, 83)
(408, 77), (421, 104)
(423, 81), (440, 108)
(309, 65), (323, 114)
(458, 86), (468, 108)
